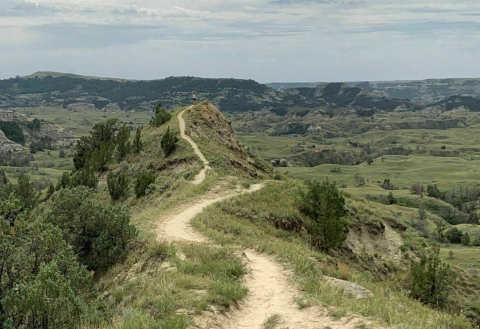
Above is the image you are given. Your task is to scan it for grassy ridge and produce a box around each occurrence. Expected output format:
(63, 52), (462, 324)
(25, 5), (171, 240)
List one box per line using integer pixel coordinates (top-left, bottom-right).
(192, 180), (475, 329)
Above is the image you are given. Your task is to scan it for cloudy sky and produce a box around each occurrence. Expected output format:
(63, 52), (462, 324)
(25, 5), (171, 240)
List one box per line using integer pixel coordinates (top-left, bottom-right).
(1, 0), (480, 82)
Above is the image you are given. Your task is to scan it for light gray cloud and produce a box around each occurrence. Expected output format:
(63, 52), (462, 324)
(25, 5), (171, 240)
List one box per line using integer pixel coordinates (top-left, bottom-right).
(1, 0), (480, 82)
(0, 0), (58, 17)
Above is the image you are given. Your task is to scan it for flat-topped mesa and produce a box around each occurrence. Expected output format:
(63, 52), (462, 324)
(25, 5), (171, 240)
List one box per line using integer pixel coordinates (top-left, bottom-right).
(182, 101), (274, 179)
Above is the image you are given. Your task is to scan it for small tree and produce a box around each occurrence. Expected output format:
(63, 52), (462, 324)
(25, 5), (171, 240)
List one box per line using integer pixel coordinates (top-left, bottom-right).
(59, 149), (66, 158)
(46, 182), (55, 199)
(107, 171), (129, 200)
(461, 232), (471, 246)
(133, 127), (143, 153)
(0, 170), (8, 186)
(410, 184), (425, 195)
(46, 187), (137, 270)
(472, 234), (480, 247)
(161, 127), (178, 156)
(418, 204), (427, 220)
(445, 227), (463, 244)
(115, 125), (131, 162)
(300, 180), (347, 251)
(15, 174), (40, 211)
(467, 212), (479, 225)
(427, 184), (443, 199)
(90, 142), (115, 172)
(410, 245), (456, 307)
(367, 156), (374, 165)
(0, 214), (93, 328)
(134, 171), (156, 198)
(354, 171), (365, 187)
(71, 165), (98, 189)
(150, 103), (172, 127)
(387, 192), (397, 205)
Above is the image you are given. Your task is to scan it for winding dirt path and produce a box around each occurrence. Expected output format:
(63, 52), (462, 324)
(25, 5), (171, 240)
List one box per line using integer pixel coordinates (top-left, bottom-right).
(178, 107), (211, 185)
(156, 108), (367, 329)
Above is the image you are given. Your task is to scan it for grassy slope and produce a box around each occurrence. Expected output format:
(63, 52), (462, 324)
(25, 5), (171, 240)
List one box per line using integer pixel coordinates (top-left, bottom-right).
(81, 105), (271, 328)
(192, 180), (475, 328)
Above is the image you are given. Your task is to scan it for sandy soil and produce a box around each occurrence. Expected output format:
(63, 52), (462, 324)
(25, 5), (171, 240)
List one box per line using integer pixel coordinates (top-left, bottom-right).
(178, 107), (211, 185)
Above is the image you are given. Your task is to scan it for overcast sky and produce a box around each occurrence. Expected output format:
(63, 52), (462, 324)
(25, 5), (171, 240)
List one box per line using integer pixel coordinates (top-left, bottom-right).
(1, 0), (480, 82)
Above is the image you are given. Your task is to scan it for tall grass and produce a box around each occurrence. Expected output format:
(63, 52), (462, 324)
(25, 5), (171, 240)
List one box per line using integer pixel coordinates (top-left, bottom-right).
(192, 181), (475, 329)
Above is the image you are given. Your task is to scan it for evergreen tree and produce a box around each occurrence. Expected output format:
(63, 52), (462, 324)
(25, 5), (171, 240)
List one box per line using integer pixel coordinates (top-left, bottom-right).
(59, 149), (66, 158)
(15, 175), (40, 211)
(115, 125), (131, 162)
(445, 227), (463, 244)
(107, 171), (129, 200)
(90, 142), (115, 172)
(410, 244), (456, 307)
(134, 171), (156, 198)
(46, 187), (137, 270)
(467, 212), (479, 225)
(0, 195), (93, 329)
(161, 127), (178, 156)
(427, 184), (443, 199)
(73, 119), (119, 170)
(0, 170), (7, 186)
(461, 232), (471, 246)
(71, 165), (98, 189)
(300, 180), (347, 251)
(150, 103), (172, 127)
(46, 182), (55, 199)
(133, 127), (143, 154)
(387, 192), (397, 205)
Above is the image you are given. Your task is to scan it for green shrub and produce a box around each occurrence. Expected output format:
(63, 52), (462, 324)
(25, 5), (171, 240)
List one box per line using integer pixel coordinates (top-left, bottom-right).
(0, 197), (93, 328)
(161, 127), (178, 156)
(46, 187), (137, 270)
(133, 127), (143, 153)
(445, 227), (463, 244)
(410, 244), (456, 307)
(150, 103), (172, 127)
(300, 180), (347, 251)
(115, 124), (131, 162)
(462, 232), (471, 246)
(107, 171), (130, 200)
(14, 174), (40, 211)
(73, 119), (119, 171)
(134, 171), (156, 198)
(55, 166), (98, 191)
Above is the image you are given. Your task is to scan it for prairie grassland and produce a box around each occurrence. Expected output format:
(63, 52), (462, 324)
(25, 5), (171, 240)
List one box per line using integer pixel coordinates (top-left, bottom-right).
(279, 155), (480, 189)
(192, 180), (475, 329)
(440, 246), (480, 271)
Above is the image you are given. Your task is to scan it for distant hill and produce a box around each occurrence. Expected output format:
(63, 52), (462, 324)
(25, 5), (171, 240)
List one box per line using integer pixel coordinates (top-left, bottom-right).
(270, 78), (480, 103)
(266, 82), (322, 91)
(0, 73), (418, 115)
(2, 73), (480, 117)
(356, 79), (480, 103)
(22, 71), (134, 82)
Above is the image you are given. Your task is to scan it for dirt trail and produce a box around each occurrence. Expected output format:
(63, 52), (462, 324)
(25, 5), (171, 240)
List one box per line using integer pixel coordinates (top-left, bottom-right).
(215, 251), (362, 329)
(156, 183), (264, 243)
(156, 108), (369, 329)
(178, 107), (211, 185)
